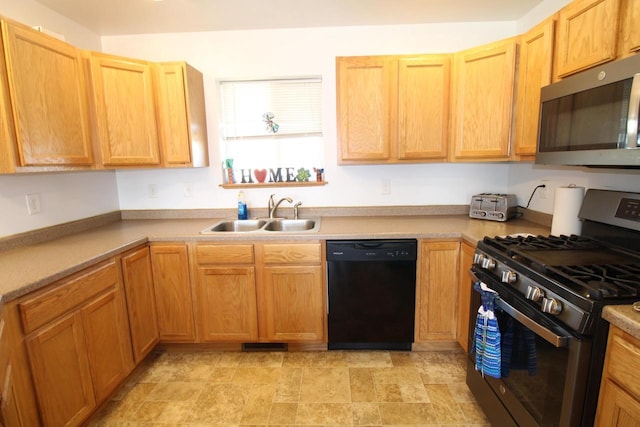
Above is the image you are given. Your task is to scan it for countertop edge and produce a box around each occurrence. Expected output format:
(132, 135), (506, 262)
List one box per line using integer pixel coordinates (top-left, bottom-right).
(603, 305), (640, 339)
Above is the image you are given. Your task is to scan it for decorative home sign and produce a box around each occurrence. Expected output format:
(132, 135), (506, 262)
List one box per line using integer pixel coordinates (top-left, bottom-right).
(237, 167), (315, 183)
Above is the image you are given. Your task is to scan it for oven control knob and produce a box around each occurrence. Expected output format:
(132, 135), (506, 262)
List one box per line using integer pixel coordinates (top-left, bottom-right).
(473, 253), (485, 265)
(541, 297), (562, 315)
(526, 286), (544, 301)
(501, 270), (517, 284)
(481, 258), (496, 270)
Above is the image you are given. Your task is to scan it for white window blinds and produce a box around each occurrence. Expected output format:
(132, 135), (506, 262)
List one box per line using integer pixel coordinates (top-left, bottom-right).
(220, 78), (322, 139)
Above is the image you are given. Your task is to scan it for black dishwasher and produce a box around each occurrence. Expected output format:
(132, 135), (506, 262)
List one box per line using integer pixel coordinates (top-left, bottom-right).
(327, 239), (417, 350)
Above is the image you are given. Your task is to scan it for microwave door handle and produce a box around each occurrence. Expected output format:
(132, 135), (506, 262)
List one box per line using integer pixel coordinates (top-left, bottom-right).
(494, 297), (570, 348)
(626, 73), (640, 148)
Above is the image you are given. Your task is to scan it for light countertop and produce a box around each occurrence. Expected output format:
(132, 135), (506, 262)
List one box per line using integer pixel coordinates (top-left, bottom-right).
(603, 305), (640, 339)
(0, 214), (551, 304)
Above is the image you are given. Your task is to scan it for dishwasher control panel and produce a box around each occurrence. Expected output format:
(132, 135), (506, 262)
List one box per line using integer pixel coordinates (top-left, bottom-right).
(326, 239), (417, 261)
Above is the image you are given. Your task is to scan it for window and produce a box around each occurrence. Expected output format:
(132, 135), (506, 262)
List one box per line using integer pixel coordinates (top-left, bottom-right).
(219, 77), (323, 184)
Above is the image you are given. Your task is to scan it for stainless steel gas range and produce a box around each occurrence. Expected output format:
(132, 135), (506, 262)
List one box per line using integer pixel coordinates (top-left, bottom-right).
(467, 189), (640, 427)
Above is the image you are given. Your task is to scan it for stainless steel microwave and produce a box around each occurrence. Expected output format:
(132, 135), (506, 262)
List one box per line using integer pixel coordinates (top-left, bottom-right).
(536, 53), (640, 168)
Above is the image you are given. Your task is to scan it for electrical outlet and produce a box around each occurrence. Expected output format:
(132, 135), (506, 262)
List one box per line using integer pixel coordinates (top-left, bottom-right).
(148, 184), (158, 198)
(26, 194), (41, 215)
(381, 179), (391, 195)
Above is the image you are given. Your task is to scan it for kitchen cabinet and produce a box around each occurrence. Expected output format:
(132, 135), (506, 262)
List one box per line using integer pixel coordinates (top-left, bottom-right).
(451, 38), (518, 161)
(87, 51), (160, 167)
(256, 242), (325, 342)
(618, 0), (640, 56)
(554, 0), (620, 79)
(155, 62), (209, 168)
(194, 243), (258, 342)
(457, 241), (475, 352)
(0, 19), (94, 172)
(150, 243), (196, 342)
(514, 18), (555, 158)
(595, 325), (640, 426)
(18, 260), (133, 426)
(336, 54), (450, 164)
(415, 240), (461, 342)
(120, 246), (160, 363)
(0, 316), (22, 427)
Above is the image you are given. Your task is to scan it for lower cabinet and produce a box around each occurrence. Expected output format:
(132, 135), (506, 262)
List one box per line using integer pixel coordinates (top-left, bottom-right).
(150, 243), (196, 342)
(120, 246), (160, 363)
(195, 244), (259, 342)
(257, 242), (325, 342)
(193, 241), (325, 343)
(595, 325), (640, 426)
(18, 260), (134, 427)
(457, 241), (475, 352)
(415, 240), (461, 342)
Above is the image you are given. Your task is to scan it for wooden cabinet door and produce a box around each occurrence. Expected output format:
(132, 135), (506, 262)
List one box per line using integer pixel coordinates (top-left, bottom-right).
(554, 0), (620, 78)
(451, 38), (517, 161)
(415, 241), (460, 342)
(121, 246), (159, 363)
(195, 266), (259, 342)
(80, 286), (134, 403)
(397, 56), (450, 161)
(337, 56), (396, 162)
(596, 379), (640, 426)
(261, 265), (324, 341)
(150, 244), (196, 342)
(457, 241), (475, 352)
(26, 312), (95, 427)
(155, 62), (209, 168)
(1, 20), (93, 167)
(619, 0), (640, 56)
(515, 18), (555, 158)
(88, 52), (160, 166)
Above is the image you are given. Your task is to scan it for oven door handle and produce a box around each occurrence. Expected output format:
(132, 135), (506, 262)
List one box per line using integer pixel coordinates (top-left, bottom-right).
(469, 271), (570, 348)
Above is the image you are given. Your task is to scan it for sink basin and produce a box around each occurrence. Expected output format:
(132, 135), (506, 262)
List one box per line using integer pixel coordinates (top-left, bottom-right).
(264, 219), (318, 232)
(200, 218), (319, 233)
(202, 219), (267, 233)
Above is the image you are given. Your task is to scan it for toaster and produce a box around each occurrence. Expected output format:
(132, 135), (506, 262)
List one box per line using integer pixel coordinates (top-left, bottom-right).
(469, 193), (518, 221)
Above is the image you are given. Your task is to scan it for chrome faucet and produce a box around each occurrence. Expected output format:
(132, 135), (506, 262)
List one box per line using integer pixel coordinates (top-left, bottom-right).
(293, 202), (302, 220)
(268, 194), (293, 218)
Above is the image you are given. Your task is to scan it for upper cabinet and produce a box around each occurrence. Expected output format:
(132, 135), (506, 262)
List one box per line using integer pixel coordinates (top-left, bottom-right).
(618, 0), (640, 56)
(451, 38), (518, 161)
(155, 62), (209, 168)
(336, 54), (450, 164)
(514, 18), (555, 158)
(554, 0), (621, 79)
(0, 19), (93, 172)
(87, 52), (160, 167)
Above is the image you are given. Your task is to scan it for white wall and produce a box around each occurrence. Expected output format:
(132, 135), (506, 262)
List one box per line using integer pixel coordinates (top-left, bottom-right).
(105, 22), (519, 212)
(0, 0), (120, 238)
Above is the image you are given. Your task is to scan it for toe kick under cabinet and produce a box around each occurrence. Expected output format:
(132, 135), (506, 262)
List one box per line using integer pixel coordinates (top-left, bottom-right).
(193, 241), (326, 344)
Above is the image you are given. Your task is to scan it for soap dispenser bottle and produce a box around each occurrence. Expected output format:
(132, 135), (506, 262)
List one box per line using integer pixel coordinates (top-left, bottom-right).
(237, 191), (248, 220)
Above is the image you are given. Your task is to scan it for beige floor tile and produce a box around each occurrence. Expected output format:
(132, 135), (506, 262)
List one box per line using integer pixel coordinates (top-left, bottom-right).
(296, 403), (353, 425)
(372, 367), (423, 384)
(299, 367), (351, 403)
(90, 350), (486, 426)
(350, 368), (377, 402)
(378, 402), (439, 424)
(351, 402), (382, 425)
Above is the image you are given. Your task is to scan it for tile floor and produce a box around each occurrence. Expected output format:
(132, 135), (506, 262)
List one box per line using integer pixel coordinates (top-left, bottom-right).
(88, 349), (490, 426)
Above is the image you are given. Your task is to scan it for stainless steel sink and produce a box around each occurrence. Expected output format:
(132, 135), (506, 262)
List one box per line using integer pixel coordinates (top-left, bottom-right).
(263, 219), (318, 232)
(203, 219), (267, 233)
(200, 218), (319, 234)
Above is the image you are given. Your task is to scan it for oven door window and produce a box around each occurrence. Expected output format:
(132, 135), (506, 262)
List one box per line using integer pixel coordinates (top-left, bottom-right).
(492, 308), (570, 427)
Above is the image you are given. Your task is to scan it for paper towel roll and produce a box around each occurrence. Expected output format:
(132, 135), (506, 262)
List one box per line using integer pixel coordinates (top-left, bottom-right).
(551, 185), (585, 236)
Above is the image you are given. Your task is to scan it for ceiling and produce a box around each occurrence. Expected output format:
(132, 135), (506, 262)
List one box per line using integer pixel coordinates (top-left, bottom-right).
(34, 0), (543, 36)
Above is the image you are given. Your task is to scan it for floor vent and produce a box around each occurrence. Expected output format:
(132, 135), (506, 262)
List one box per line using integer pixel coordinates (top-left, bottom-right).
(242, 343), (288, 352)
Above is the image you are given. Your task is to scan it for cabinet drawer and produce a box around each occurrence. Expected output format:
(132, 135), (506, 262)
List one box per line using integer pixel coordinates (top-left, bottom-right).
(196, 244), (254, 264)
(607, 328), (640, 400)
(18, 260), (119, 334)
(262, 243), (321, 264)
